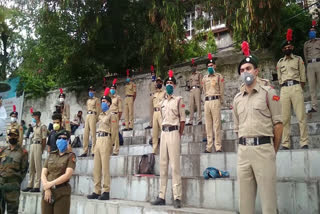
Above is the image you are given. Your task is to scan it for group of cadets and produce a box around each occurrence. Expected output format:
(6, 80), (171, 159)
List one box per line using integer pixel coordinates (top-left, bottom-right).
(0, 21), (319, 214)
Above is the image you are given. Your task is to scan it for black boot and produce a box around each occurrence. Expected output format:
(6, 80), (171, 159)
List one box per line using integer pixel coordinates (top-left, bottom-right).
(301, 145), (309, 149)
(79, 153), (87, 157)
(87, 192), (100, 199)
(151, 197), (165, 206)
(22, 187), (32, 192)
(30, 188), (40, 192)
(98, 192), (110, 200)
(173, 199), (181, 208)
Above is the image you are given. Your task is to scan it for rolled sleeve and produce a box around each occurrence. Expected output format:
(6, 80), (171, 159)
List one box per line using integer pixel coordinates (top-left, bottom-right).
(267, 89), (282, 125)
(67, 153), (76, 170)
(41, 125), (47, 139)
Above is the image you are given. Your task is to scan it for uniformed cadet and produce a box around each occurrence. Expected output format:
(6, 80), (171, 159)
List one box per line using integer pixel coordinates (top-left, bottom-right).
(151, 70), (185, 209)
(6, 105), (23, 146)
(202, 54), (224, 153)
(47, 113), (63, 152)
(109, 79), (122, 156)
(146, 66), (157, 130)
(0, 128), (28, 214)
(79, 86), (101, 157)
(151, 77), (166, 154)
(277, 29), (309, 150)
(22, 111), (47, 193)
(41, 130), (76, 214)
(123, 69), (136, 131)
(58, 88), (71, 132)
(233, 41), (283, 214)
(304, 21), (320, 113)
(87, 88), (112, 200)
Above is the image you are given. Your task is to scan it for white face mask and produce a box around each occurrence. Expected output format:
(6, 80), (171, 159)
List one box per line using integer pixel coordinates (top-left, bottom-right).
(59, 98), (65, 103)
(10, 117), (17, 123)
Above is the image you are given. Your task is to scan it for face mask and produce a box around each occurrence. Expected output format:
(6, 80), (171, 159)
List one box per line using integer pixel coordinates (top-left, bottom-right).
(101, 102), (109, 112)
(9, 138), (18, 145)
(284, 49), (292, 56)
(31, 118), (36, 126)
(166, 84), (174, 95)
(110, 89), (116, 95)
(152, 75), (156, 81)
(208, 67), (214, 74)
(126, 78), (130, 83)
(191, 67), (196, 73)
(241, 72), (255, 86)
(309, 31), (316, 39)
(156, 83), (162, 89)
(89, 92), (94, 98)
(10, 117), (17, 123)
(59, 98), (65, 103)
(53, 123), (60, 131)
(56, 138), (68, 153)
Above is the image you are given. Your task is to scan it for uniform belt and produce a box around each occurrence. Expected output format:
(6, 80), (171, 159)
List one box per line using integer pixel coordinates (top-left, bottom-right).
(191, 86), (200, 89)
(32, 141), (41, 144)
(154, 107), (161, 112)
(205, 96), (220, 101)
(97, 131), (111, 137)
(307, 58), (320, 63)
(281, 80), (300, 87)
(162, 125), (179, 132)
(239, 137), (271, 146)
(111, 112), (118, 114)
(87, 111), (97, 115)
(126, 95), (134, 97)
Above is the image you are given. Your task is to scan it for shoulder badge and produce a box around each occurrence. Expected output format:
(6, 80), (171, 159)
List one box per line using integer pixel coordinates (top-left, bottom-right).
(272, 95), (280, 101)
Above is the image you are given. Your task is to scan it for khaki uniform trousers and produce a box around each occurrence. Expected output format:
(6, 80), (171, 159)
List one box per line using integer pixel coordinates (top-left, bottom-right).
(124, 97), (134, 129)
(307, 62), (320, 111)
(189, 88), (202, 124)
(83, 114), (97, 154)
(280, 84), (308, 148)
(111, 113), (120, 155)
(63, 117), (71, 132)
(237, 143), (277, 214)
(93, 136), (112, 194)
(152, 111), (162, 154)
(159, 130), (182, 200)
(41, 184), (71, 214)
(27, 143), (42, 188)
(204, 99), (222, 152)
(149, 95), (154, 126)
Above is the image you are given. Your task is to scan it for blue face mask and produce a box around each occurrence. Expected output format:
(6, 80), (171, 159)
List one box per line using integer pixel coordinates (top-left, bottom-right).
(110, 89), (116, 95)
(101, 102), (109, 112)
(208, 67), (215, 74)
(32, 118), (36, 123)
(89, 92), (94, 98)
(152, 75), (156, 81)
(56, 138), (68, 153)
(126, 78), (130, 83)
(166, 84), (174, 95)
(309, 31), (316, 39)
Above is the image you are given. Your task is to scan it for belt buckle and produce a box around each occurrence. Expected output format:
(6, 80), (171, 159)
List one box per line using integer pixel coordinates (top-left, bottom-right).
(246, 138), (255, 146)
(287, 80), (294, 86)
(312, 58), (317, 63)
(163, 126), (169, 131)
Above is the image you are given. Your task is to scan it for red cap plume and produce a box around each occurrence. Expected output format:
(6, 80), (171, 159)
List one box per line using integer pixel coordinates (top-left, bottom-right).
(30, 107), (33, 114)
(13, 105), (16, 112)
(208, 53), (212, 60)
(112, 78), (117, 85)
(286, 29), (293, 42)
(104, 87), (110, 96)
(191, 58), (195, 65)
(150, 65), (154, 72)
(103, 77), (106, 84)
(126, 69), (129, 76)
(241, 41), (250, 57)
(168, 70), (174, 78)
(312, 20), (317, 27)
(59, 88), (63, 94)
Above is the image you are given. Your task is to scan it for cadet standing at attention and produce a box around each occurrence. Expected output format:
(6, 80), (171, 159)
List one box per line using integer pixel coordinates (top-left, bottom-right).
(145, 65), (157, 130)
(58, 88), (71, 132)
(123, 69), (136, 131)
(277, 29), (309, 150)
(0, 128), (28, 214)
(6, 105), (23, 146)
(151, 70), (186, 209)
(79, 86), (101, 157)
(233, 41), (283, 214)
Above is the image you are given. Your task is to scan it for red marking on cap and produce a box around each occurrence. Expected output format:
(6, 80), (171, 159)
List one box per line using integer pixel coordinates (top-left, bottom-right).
(241, 41), (250, 57)
(150, 65), (154, 71)
(13, 105), (16, 112)
(126, 69), (130, 76)
(191, 58), (195, 65)
(208, 53), (212, 60)
(30, 107), (33, 114)
(168, 70), (174, 78)
(59, 88), (63, 94)
(312, 20), (316, 27)
(286, 29), (293, 42)
(113, 78), (117, 85)
(104, 87), (110, 96)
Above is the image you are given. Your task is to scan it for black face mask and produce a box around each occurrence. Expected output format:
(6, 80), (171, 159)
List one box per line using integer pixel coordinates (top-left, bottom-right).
(156, 83), (162, 89)
(284, 49), (292, 56)
(191, 67), (196, 73)
(9, 138), (18, 145)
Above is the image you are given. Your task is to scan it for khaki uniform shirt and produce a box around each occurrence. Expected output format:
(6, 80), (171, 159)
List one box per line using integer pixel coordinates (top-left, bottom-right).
(149, 81), (157, 95)
(44, 150), (76, 182)
(87, 97), (101, 113)
(161, 95), (186, 126)
(32, 122), (47, 143)
(0, 145), (28, 183)
(189, 71), (202, 87)
(125, 82), (136, 96)
(97, 111), (111, 133)
(303, 38), (320, 61)
(6, 122), (23, 146)
(232, 82), (282, 138)
(110, 95), (123, 113)
(153, 89), (166, 108)
(62, 103), (70, 120)
(276, 54), (306, 84)
(202, 73), (225, 102)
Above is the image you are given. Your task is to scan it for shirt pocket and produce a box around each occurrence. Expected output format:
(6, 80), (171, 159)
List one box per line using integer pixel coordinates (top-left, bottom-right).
(237, 104), (247, 122)
(253, 101), (271, 118)
(279, 66), (286, 74)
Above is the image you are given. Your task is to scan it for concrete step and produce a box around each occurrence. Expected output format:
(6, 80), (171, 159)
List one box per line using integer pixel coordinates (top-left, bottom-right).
(19, 193), (237, 214)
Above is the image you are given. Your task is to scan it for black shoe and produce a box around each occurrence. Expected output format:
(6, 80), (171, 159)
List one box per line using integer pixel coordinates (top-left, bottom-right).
(87, 192), (100, 199)
(151, 197), (166, 206)
(145, 126), (152, 129)
(281, 146), (289, 150)
(216, 150), (222, 153)
(22, 187), (32, 192)
(79, 153), (87, 157)
(128, 128), (133, 131)
(92, 154), (94, 157)
(197, 122), (202, 125)
(301, 145), (309, 149)
(204, 150), (211, 153)
(202, 138), (207, 142)
(30, 188), (40, 192)
(122, 128), (129, 131)
(173, 199), (181, 208)
(98, 192), (109, 200)
(308, 108), (317, 113)
(112, 153), (118, 156)
(186, 123), (192, 126)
